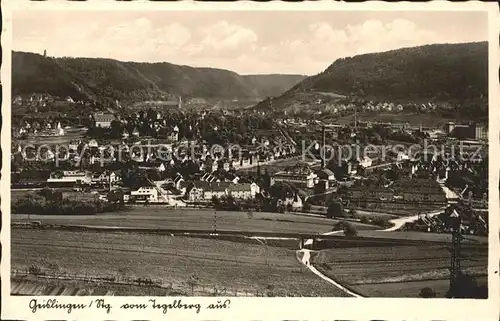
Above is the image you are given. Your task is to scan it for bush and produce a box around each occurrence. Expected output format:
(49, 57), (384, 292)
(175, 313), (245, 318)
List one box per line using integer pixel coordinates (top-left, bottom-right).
(326, 201), (344, 218)
(12, 192), (120, 215)
(333, 221), (358, 237)
(359, 216), (370, 224)
(28, 264), (43, 276)
(419, 287), (436, 298)
(343, 222), (358, 237)
(371, 217), (391, 228)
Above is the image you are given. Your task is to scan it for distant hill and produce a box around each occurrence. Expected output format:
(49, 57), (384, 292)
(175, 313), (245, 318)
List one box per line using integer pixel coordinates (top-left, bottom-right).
(11, 51), (306, 108)
(255, 42), (488, 114)
(242, 74), (307, 98)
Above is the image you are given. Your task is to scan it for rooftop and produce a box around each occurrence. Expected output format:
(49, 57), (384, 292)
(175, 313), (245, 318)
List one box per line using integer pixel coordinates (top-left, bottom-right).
(94, 114), (116, 123)
(228, 183), (255, 192)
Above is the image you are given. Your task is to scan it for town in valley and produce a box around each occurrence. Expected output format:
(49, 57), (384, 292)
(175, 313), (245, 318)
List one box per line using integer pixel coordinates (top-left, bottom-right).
(10, 10), (490, 299)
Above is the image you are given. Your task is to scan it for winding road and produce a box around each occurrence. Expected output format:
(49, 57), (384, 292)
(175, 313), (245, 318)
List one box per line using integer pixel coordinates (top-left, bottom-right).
(298, 230), (365, 298)
(293, 181), (460, 297)
(296, 205), (448, 297)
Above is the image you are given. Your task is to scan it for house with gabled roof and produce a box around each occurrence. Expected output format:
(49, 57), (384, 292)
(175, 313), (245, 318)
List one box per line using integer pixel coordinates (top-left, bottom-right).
(94, 113), (116, 128)
(203, 182), (231, 200)
(122, 128), (130, 139)
(279, 193), (303, 209)
(228, 182), (260, 199)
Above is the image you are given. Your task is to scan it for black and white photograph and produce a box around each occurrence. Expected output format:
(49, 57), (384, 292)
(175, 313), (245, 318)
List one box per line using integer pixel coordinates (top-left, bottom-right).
(1, 1), (499, 320)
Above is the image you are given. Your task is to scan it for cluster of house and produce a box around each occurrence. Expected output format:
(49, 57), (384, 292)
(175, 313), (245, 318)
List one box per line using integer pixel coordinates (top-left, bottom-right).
(13, 120), (66, 138)
(407, 205), (487, 236)
(92, 109), (182, 141)
(16, 125), (297, 176)
(444, 122), (487, 141)
(13, 93), (78, 107)
(186, 181), (260, 202)
(452, 184), (487, 209)
(340, 153), (487, 206)
(270, 165), (337, 193)
(46, 170), (120, 188)
(41, 167), (262, 204)
(321, 101), (406, 114)
(340, 175), (448, 205)
(357, 120), (486, 141)
(303, 99), (441, 114)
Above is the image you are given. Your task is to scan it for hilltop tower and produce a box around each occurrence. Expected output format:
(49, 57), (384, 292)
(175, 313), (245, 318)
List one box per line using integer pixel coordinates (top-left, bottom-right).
(43, 49), (47, 57)
(178, 96), (183, 108)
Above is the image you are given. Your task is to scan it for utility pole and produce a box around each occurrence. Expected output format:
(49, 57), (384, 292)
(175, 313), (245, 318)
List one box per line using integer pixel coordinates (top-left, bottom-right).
(109, 169), (112, 192)
(213, 209), (217, 233)
(448, 210), (462, 297)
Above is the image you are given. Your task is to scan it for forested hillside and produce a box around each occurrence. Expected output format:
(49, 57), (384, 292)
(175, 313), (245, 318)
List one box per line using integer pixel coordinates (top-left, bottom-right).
(12, 51), (306, 107)
(255, 42), (488, 118)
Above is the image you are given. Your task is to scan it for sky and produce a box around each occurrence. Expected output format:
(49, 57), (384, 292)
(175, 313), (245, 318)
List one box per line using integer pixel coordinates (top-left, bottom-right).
(12, 10), (488, 75)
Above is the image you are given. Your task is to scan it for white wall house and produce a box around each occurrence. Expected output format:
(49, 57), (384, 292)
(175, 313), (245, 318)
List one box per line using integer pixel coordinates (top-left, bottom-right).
(271, 171), (318, 189)
(92, 171), (121, 184)
(228, 182), (260, 199)
(203, 188), (228, 200)
(88, 139), (99, 148)
(131, 187), (158, 203)
(94, 114), (116, 128)
(188, 187), (204, 201)
(47, 170), (92, 187)
(358, 156), (373, 168)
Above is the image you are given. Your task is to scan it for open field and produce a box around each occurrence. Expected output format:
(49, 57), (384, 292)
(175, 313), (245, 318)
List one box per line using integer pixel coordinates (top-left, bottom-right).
(11, 207), (488, 297)
(11, 277), (179, 296)
(356, 230), (488, 244)
(353, 210), (399, 220)
(12, 206), (488, 243)
(309, 204), (442, 217)
(11, 214), (488, 297)
(11, 229), (349, 297)
(12, 207), (379, 234)
(313, 244), (488, 297)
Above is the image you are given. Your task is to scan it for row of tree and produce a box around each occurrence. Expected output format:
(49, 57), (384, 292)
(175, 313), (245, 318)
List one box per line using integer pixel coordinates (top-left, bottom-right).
(12, 189), (125, 215)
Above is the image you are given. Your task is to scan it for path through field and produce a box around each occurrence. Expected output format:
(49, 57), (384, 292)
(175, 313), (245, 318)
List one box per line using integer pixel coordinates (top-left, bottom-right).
(380, 180), (461, 232)
(11, 229), (350, 297)
(295, 230), (364, 297)
(293, 182), (475, 297)
(381, 208), (445, 232)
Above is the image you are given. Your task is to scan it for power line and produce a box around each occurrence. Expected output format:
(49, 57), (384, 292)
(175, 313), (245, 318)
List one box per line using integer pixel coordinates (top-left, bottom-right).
(213, 209), (217, 233)
(448, 213), (462, 297)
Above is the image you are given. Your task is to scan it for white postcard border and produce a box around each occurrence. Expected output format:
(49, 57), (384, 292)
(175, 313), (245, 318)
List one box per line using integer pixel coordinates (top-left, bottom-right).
(1, 1), (499, 320)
